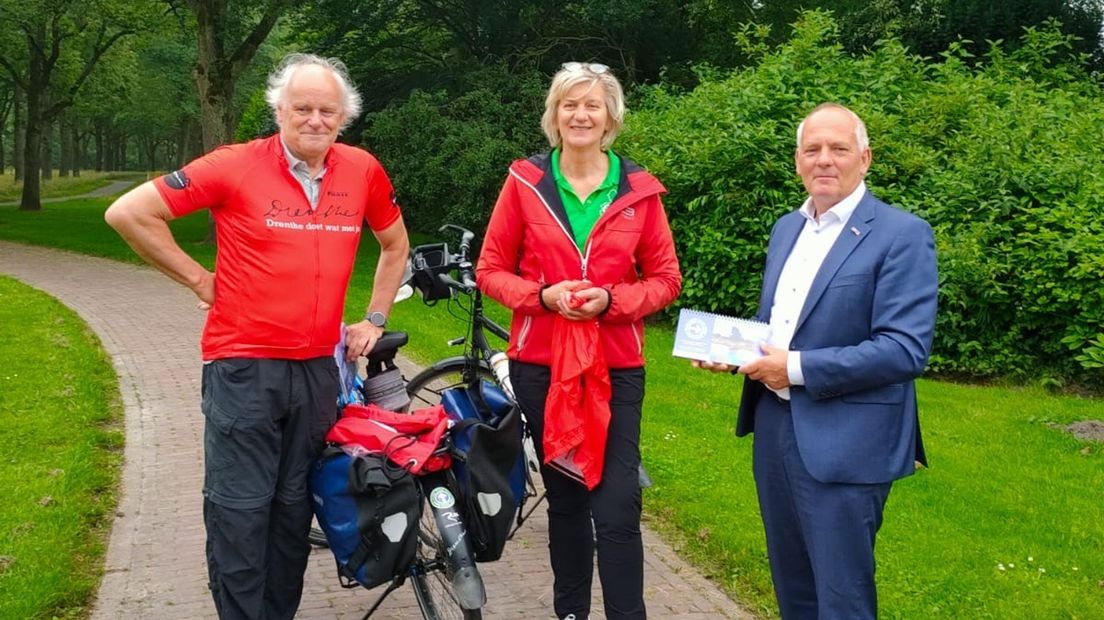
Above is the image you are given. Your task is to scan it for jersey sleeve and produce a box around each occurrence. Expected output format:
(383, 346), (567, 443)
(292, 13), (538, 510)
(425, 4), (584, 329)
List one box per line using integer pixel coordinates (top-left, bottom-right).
(152, 145), (240, 217)
(362, 157), (402, 232)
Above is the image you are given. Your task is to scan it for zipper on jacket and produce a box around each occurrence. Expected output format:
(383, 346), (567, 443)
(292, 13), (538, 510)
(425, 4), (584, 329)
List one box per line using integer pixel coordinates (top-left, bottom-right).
(510, 168), (587, 277)
(516, 315), (533, 352)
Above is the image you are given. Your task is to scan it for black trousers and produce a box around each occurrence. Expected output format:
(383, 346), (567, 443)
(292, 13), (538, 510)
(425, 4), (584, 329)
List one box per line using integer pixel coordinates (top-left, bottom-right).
(511, 360), (647, 620)
(200, 357), (339, 620)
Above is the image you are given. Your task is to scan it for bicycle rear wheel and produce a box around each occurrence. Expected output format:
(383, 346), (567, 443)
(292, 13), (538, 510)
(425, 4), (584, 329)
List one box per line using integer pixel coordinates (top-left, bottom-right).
(405, 357), (492, 408)
(409, 357), (543, 531)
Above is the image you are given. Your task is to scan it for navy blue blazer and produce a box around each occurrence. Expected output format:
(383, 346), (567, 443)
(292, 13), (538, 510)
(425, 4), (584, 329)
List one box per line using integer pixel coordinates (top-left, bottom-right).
(736, 191), (938, 484)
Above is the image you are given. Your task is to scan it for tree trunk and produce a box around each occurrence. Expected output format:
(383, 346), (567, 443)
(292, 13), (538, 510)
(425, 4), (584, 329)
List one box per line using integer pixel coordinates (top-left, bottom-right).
(176, 121), (190, 167)
(19, 115), (43, 211)
(94, 124), (104, 171)
(13, 90), (24, 182)
(0, 117), (5, 175)
(59, 115), (73, 177)
(0, 90), (10, 175)
(195, 75), (236, 153)
(71, 123), (82, 176)
(41, 118), (53, 180)
(117, 132), (127, 170)
(19, 53), (47, 210)
(103, 128), (114, 171)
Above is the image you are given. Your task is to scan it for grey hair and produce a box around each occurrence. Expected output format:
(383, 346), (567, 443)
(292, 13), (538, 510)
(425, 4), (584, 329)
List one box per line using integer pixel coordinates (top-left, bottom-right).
(540, 65), (625, 151)
(265, 53), (362, 131)
(796, 103), (869, 151)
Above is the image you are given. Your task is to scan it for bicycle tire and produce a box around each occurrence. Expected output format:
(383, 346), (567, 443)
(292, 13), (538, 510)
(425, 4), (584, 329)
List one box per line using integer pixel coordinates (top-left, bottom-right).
(411, 505), (484, 620)
(307, 523), (329, 548)
(409, 356), (543, 525)
(405, 357), (493, 408)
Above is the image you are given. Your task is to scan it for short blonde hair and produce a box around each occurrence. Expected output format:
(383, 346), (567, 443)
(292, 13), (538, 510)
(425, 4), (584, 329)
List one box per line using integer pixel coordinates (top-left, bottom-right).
(540, 64), (625, 151)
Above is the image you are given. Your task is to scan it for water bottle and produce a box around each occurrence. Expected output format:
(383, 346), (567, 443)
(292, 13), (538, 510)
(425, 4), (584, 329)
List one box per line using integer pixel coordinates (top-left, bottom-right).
(489, 351), (516, 401)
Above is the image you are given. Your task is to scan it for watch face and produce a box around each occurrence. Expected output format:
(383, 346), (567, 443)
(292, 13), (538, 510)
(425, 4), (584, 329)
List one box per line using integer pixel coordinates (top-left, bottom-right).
(367, 312), (387, 327)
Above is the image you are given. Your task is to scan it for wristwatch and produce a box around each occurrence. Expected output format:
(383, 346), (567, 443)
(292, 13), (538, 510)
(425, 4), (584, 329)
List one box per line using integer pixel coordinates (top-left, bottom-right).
(365, 311), (387, 328)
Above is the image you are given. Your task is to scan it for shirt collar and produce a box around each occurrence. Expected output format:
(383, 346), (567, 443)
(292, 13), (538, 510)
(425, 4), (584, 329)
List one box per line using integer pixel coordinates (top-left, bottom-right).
(799, 181), (866, 225)
(280, 138), (326, 179)
(550, 148), (620, 195)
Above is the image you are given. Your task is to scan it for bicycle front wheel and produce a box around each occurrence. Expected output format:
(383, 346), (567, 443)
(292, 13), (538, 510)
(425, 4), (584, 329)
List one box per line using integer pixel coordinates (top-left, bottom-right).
(406, 357), (493, 408)
(410, 528), (484, 620)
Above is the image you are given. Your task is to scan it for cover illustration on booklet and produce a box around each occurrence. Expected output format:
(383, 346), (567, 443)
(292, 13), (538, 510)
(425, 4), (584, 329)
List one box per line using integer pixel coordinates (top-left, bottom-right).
(672, 309), (771, 367)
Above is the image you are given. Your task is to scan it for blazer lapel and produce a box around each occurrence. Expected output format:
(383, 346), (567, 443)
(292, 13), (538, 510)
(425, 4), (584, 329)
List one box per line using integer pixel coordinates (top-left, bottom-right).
(793, 195), (876, 333)
(758, 213), (804, 320)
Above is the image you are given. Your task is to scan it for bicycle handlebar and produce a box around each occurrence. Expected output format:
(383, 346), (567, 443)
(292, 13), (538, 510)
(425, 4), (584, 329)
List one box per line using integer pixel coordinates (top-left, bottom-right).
(437, 270), (476, 294)
(431, 224), (478, 294)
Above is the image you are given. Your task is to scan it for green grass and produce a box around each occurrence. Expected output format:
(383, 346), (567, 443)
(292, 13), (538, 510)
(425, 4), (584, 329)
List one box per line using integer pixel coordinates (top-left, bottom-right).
(0, 276), (124, 619)
(0, 171), (140, 203)
(1, 199), (1102, 618)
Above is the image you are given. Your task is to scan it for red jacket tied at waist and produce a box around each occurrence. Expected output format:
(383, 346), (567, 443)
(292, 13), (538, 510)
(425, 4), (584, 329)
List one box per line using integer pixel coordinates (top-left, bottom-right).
(543, 315), (611, 490)
(326, 403), (451, 474)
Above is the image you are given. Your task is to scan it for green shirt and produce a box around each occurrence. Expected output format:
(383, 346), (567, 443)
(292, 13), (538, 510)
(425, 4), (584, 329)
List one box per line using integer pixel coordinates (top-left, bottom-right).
(551, 148), (621, 251)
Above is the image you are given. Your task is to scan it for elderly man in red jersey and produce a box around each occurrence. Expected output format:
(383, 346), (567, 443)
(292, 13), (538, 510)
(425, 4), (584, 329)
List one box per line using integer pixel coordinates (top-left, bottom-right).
(105, 53), (409, 620)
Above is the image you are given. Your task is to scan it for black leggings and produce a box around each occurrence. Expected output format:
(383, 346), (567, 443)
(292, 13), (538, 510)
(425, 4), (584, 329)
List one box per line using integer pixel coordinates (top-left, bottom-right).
(510, 360), (647, 620)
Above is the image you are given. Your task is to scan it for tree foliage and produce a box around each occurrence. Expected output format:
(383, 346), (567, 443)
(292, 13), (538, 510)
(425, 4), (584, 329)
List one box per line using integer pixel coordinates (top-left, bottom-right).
(619, 11), (1104, 387)
(363, 63), (548, 233)
(0, 0), (152, 208)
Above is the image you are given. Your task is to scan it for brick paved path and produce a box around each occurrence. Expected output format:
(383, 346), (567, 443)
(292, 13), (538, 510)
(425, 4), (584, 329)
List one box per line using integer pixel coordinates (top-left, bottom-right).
(0, 240), (752, 620)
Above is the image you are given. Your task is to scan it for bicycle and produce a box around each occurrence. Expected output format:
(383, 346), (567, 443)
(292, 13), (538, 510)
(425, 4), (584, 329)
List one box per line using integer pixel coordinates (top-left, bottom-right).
(310, 225), (543, 619)
(402, 225), (544, 535)
(313, 330), (485, 620)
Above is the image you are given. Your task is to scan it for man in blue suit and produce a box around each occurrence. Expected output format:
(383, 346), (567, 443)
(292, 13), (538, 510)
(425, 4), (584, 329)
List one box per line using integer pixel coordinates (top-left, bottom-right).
(695, 103), (938, 619)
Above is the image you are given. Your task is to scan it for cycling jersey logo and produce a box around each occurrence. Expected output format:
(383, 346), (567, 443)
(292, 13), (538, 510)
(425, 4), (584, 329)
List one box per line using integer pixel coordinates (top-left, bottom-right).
(164, 170), (190, 190)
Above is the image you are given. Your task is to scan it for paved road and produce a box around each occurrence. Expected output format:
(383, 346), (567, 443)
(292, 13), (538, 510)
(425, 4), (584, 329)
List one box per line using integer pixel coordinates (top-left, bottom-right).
(0, 178), (140, 206)
(0, 240), (753, 620)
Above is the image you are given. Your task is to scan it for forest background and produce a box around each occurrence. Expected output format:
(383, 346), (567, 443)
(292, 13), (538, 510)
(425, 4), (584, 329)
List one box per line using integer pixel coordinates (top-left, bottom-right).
(1, 0), (1102, 391)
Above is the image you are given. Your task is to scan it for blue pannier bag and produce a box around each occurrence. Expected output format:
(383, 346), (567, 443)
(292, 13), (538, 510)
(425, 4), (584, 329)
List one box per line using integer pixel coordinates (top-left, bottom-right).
(440, 381), (524, 562)
(309, 446), (422, 588)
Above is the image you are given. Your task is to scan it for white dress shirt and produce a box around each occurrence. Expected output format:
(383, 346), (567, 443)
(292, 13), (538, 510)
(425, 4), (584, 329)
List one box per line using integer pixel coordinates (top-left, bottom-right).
(768, 182), (866, 400)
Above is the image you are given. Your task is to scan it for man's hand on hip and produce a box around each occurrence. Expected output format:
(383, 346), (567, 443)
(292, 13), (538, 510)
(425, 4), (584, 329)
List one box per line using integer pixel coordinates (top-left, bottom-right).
(344, 321), (384, 362)
(193, 270), (216, 310)
(738, 344), (792, 390)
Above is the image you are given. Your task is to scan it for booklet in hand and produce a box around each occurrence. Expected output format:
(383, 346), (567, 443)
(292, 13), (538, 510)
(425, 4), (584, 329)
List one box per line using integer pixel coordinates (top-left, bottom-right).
(672, 308), (771, 366)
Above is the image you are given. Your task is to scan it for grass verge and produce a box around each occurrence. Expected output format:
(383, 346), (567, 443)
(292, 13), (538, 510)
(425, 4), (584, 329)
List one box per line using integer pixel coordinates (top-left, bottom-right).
(0, 171), (138, 203)
(1, 199), (1102, 617)
(0, 276), (124, 619)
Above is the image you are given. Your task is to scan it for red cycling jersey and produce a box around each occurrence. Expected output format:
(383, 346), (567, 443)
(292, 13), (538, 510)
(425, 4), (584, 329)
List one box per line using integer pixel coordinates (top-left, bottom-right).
(154, 134), (401, 361)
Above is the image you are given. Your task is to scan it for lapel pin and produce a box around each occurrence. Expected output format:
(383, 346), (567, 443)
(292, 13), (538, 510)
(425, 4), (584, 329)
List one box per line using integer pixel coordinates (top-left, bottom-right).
(850, 226), (861, 236)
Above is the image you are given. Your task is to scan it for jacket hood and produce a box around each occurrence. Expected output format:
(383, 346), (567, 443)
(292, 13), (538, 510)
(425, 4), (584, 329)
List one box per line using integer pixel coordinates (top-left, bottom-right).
(509, 152), (666, 202)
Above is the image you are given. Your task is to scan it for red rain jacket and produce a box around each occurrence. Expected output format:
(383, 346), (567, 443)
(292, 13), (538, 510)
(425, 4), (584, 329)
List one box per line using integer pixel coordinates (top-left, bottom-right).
(326, 403), (451, 474)
(476, 153), (681, 369)
(543, 315), (611, 490)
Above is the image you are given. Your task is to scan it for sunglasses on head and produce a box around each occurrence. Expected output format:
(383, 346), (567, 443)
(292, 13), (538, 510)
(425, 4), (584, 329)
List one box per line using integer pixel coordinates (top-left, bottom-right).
(561, 62), (610, 74)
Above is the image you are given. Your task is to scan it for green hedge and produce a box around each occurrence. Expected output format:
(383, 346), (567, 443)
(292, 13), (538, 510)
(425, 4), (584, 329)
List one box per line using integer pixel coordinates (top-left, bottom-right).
(617, 12), (1104, 388)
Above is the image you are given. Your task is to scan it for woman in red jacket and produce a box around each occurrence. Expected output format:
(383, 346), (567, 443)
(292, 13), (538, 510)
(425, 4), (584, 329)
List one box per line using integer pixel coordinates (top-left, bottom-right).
(476, 62), (681, 620)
